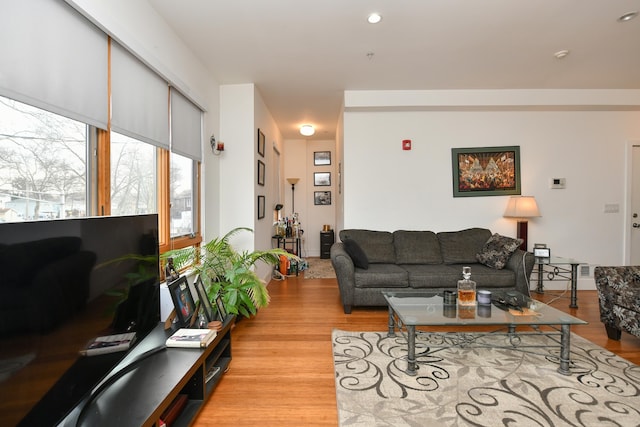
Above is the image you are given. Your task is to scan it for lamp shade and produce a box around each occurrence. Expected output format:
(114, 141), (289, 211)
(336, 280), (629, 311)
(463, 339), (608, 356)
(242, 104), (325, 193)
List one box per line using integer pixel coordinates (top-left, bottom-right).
(287, 178), (300, 186)
(503, 196), (541, 218)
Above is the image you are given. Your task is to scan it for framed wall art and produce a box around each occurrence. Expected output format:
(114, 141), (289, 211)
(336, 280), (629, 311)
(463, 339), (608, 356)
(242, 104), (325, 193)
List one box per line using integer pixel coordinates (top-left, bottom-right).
(451, 146), (521, 197)
(314, 191), (331, 205)
(314, 151), (331, 166)
(257, 160), (265, 186)
(314, 172), (331, 186)
(257, 195), (265, 219)
(257, 128), (265, 157)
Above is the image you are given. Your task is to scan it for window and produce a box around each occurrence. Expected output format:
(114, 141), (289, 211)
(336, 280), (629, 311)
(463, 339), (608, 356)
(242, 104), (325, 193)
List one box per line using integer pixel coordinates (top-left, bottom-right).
(170, 153), (195, 238)
(110, 132), (157, 216)
(0, 96), (88, 220)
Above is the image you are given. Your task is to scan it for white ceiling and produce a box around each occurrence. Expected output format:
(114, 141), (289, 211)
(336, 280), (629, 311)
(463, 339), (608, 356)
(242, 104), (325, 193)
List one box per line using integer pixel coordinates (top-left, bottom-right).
(147, 1), (640, 140)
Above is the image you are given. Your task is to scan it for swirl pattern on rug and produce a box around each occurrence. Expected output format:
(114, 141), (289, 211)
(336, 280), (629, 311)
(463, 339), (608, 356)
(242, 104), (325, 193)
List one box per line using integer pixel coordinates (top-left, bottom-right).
(332, 330), (640, 426)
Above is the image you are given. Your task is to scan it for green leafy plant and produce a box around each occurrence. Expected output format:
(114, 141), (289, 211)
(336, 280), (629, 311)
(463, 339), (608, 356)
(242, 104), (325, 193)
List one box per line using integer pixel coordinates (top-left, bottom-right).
(167, 227), (298, 318)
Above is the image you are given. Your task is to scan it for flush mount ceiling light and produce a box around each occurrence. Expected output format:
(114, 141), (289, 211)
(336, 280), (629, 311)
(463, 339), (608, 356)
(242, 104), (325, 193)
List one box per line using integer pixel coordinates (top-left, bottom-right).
(367, 13), (382, 24)
(618, 11), (638, 22)
(300, 124), (315, 136)
(554, 49), (570, 59)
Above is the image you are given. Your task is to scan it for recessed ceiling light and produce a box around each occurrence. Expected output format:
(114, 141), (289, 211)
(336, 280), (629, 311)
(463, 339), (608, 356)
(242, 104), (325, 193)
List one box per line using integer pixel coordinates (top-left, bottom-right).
(554, 50), (570, 59)
(618, 11), (638, 22)
(367, 13), (382, 24)
(300, 124), (315, 136)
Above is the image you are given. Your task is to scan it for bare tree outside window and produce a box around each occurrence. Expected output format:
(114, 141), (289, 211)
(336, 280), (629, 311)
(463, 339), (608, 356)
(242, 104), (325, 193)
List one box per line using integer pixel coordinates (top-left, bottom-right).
(110, 132), (156, 216)
(0, 97), (87, 221)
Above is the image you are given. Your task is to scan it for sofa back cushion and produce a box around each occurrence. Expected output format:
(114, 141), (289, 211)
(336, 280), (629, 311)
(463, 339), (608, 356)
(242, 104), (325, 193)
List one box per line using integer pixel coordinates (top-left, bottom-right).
(437, 228), (492, 264)
(393, 230), (442, 264)
(339, 229), (395, 263)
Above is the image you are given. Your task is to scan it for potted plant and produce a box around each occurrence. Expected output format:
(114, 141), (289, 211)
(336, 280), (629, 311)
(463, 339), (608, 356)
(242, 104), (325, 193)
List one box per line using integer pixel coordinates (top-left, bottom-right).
(167, 227), (299, 318)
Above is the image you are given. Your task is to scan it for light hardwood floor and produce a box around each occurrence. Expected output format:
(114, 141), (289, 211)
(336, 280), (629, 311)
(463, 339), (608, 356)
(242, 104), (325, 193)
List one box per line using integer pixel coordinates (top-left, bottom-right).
(194, 272), (640, 426)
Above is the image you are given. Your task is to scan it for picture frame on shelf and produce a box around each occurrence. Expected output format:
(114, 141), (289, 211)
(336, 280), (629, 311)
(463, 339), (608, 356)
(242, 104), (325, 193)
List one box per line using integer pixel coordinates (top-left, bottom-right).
(257, 128), (265, 157)
(257, 195), (265, 219)
(314, 191), (331, 205)
(215, 292), (227, 322)
(258, 160), (265, 186)
(168, 276), (197, 327)
(314, 151), (331, 166)
(314, 172), (331, 186)
(193, 274), (215, 322)
(451, 145), (521, 197)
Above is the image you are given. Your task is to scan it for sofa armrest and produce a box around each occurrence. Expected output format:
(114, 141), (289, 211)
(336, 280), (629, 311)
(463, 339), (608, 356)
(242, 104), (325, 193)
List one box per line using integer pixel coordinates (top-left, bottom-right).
(330, 242), (356, 313)
(504, 249), (535, 296)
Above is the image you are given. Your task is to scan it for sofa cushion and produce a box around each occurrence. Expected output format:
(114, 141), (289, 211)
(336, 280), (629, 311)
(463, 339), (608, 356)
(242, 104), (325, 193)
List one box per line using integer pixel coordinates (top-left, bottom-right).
(342, 239), (369, 269)
(354, 264), (408, 288)
(339, 229), (395, 264)
(393, 231), (443, 264)
(402, 264), (461, 288)
(476, 233), (523, 270)
(437, 228), (492, 264)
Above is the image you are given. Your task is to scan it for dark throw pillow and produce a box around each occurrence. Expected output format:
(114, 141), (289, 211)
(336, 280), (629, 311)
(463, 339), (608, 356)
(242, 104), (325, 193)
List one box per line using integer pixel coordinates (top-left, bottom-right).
(343, 239), (369, 269)
(476, 233), (523, 270)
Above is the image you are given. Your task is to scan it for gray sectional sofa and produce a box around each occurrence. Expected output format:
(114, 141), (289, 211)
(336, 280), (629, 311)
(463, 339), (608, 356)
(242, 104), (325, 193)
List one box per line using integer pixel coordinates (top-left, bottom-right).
(330, 227), (534, 313)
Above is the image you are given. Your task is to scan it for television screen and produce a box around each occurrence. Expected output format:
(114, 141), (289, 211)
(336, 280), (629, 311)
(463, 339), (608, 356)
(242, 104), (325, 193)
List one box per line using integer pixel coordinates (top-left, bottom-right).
(0, 214), (160, 426)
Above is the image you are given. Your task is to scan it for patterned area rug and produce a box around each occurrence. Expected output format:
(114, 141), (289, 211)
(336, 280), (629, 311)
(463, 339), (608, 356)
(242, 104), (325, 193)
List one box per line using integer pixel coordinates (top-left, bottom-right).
(303, 257), (336, 279)
(332, 330), (640, 426)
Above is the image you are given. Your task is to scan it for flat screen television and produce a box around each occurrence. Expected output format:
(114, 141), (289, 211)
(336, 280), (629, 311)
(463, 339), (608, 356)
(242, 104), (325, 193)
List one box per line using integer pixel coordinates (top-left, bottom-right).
(0, 214), (160, 426)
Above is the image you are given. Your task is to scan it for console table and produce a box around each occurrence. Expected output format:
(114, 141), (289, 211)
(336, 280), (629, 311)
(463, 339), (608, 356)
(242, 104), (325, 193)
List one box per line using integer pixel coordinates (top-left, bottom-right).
(58, 317), (233, 427)
(531, 256), (581, 308)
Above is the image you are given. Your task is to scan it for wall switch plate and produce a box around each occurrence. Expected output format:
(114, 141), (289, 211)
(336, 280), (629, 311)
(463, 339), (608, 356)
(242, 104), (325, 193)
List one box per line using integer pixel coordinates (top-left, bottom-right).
(550, 178), (566, 189)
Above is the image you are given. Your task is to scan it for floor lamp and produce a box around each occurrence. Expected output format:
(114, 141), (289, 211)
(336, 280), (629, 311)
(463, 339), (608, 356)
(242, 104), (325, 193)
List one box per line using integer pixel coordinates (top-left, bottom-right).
(503, 195), (541, 251)
(287, 178), (299, 215)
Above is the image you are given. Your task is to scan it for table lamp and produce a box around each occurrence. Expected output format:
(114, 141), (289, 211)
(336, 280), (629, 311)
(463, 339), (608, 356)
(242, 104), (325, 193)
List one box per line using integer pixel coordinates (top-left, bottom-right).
(503, 195), (540, 251)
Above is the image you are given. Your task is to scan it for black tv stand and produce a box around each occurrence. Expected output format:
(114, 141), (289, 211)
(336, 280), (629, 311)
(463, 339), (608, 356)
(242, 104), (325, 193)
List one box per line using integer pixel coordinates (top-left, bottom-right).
(57, 319), (233, 426)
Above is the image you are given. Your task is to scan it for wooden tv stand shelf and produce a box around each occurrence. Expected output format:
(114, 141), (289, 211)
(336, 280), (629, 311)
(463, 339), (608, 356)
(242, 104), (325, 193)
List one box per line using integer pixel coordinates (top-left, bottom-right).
(59, 318), (233, 427)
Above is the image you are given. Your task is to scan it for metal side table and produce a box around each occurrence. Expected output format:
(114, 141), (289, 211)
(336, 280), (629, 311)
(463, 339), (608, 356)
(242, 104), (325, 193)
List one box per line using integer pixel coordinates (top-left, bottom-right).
(531, 255), (581, 308)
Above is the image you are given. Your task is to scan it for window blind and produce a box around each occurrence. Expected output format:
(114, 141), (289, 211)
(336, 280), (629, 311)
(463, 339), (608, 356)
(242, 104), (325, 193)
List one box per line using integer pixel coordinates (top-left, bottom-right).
(111, 42), (170, 149)
(170, 88), (203, 161)
(0, 0), (108, 128)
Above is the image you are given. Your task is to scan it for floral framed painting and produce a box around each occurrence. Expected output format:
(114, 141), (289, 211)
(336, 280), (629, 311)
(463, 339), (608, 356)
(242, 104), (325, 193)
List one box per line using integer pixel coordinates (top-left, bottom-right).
(451, 146), (521, 197)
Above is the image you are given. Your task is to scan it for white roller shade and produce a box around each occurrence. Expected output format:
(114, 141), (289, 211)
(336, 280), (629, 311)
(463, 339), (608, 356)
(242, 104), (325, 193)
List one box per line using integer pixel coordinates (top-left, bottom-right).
(111, 42), (170, 149)
(171, 89), (202, 161)
(0, 0), (108, 128)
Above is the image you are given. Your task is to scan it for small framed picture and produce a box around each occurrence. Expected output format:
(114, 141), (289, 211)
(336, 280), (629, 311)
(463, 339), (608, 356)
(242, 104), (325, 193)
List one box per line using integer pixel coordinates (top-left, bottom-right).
(215, 292), (227, 322)
(258, 160), (265, 186)
(314, 151), (331, 166)
(193, 274), (215, 322)
(314, 172), (331, 186)
(168, 276), (197, 327)
(257, 195), (265, 219)
(314, 191), (331, 205)
(257, 128), (265, 157)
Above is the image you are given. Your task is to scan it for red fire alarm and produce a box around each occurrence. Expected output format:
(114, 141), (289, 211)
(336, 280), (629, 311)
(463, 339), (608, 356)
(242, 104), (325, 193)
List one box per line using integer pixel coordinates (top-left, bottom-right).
(402, 139), (412, 150)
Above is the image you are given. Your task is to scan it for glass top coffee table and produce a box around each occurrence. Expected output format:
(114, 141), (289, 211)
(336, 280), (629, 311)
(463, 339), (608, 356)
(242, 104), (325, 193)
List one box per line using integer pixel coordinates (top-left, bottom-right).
(383, 291), (587, 376)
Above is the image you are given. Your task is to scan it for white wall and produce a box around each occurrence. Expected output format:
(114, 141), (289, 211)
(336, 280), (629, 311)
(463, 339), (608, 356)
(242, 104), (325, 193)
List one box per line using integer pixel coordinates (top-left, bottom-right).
(343, 90), (640, 290)
(283, 139), (336, 257)
(219, 84), (284, 281)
